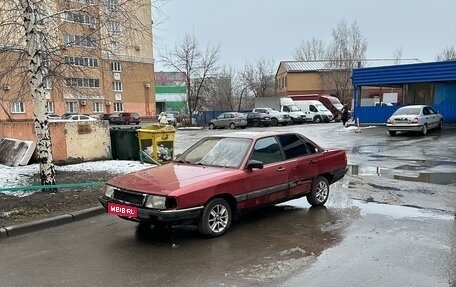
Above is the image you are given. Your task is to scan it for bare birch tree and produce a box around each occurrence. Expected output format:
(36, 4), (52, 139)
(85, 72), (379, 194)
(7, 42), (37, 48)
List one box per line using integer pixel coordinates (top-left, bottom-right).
(294, 37), (327, 61)
(241, 57), (276, 98)
(0, 0), (155, 186)
(393, 48), (403, 65)
(436, 46), (456, 61)
(323, 20), (367, 104)
(159, 33), (219, 124)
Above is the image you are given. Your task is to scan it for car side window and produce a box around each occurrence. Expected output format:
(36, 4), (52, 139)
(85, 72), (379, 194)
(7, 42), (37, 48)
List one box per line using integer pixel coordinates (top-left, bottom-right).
(250, 137), (282, 165)
(423, 108), (430, 115)
(277, 134), (311, 160)
(427, 107), (435, 115)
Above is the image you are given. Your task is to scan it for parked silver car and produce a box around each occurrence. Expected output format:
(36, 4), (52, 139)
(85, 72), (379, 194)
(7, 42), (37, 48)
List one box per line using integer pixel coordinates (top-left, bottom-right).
(209, 112), (247, 129)
(386, 105), (443, 136)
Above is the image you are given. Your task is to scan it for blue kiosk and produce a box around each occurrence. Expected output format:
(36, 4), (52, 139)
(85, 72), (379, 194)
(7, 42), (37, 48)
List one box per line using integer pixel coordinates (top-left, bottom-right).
(352, 60), (456, 124)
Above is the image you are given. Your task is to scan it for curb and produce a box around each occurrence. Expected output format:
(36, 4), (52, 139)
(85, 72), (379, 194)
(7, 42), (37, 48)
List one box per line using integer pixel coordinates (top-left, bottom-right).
(0, 206), (104, 239)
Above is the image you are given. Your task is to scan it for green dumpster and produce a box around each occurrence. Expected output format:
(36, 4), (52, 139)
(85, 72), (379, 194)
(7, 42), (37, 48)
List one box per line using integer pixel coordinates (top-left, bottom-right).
(110, 127), (140, 160)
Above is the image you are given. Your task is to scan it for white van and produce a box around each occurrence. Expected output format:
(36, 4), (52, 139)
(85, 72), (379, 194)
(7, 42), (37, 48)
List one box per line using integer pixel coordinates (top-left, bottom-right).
(294, 100), (334, 123)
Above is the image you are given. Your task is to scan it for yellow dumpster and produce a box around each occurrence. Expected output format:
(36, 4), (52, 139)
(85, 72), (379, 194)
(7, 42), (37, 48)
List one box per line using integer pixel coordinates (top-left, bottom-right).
(137, 124), (176, 164)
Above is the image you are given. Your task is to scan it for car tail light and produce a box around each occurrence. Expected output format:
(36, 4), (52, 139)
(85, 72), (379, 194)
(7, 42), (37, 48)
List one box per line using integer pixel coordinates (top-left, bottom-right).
(412, 117), (419, 123)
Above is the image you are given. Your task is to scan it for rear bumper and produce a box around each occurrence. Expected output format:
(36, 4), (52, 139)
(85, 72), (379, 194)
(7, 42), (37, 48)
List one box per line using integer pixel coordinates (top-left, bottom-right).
(330, 168), (348, 184)
(386, 124), (423, 132)
(99, 196), (203, 224)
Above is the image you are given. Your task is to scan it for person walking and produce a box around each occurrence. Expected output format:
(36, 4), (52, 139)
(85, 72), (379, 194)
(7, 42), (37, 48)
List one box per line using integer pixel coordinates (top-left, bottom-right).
(158, 112), (168, 125)
(341, 104), (349, 127)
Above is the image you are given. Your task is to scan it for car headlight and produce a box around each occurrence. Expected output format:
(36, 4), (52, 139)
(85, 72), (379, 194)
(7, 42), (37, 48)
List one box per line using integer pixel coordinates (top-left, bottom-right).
(105, 185), (115, 198)
(145, 195), (166, 209)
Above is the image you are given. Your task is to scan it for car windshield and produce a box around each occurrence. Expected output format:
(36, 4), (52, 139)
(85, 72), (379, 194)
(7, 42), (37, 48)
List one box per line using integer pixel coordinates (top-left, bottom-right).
(289, 105), (301, 112)
(315, 104), (329, 111)
(166, 113), (175, 118)
(393, 107), (421, 116)
(334, 103), (344, 110)
(176, 137), (252, 168)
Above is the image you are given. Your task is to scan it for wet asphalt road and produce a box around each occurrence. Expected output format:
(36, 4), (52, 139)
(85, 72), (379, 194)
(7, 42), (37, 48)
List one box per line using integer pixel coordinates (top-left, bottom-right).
(0, 123), (455, 287)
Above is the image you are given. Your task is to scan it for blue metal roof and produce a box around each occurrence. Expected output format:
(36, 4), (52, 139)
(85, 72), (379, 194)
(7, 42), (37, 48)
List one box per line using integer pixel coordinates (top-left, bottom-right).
(352, 60), (456, 86)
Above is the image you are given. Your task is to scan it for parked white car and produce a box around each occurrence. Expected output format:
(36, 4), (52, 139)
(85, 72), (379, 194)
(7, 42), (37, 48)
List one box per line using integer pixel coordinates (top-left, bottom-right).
(386, 105), (443, 136)
(61, 114), (97, 122)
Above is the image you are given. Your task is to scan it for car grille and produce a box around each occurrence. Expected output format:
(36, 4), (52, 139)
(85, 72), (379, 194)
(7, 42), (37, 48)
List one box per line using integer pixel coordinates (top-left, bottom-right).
(113, 189), (145, 206)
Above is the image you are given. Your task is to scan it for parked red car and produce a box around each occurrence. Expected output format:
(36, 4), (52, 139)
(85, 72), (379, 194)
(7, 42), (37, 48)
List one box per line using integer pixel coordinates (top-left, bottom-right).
(99, 132), (348, 237)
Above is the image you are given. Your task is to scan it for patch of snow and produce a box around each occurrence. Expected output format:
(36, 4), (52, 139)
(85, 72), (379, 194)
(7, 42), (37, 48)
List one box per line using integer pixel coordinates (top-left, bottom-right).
(0, 160), (154, 190)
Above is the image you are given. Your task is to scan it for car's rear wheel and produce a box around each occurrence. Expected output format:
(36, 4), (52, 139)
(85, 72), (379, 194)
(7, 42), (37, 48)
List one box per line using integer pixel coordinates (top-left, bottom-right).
(198, 198), (232, 237)
(422, 123), (428, 135)
(271, 118), (278, 126)
(229, 123), (236, 129)
(388, 130), (396, 136)
(209, 123), (215, 130)
(307, 176), (329, 206)
(290, 118), (295, 125)
(253, 121), (259, 127)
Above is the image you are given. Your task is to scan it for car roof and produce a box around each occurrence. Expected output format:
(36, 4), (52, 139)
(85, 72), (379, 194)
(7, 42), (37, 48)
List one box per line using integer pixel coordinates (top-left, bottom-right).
(208, 131), (296, 140)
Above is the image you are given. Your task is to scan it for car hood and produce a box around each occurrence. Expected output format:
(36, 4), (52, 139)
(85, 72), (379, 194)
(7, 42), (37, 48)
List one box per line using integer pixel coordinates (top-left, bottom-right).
(107, 162), (235, 195)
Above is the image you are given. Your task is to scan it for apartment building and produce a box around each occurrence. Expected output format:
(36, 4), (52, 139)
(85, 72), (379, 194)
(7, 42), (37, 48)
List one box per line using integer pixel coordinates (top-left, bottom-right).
(0, 0), (155, 122)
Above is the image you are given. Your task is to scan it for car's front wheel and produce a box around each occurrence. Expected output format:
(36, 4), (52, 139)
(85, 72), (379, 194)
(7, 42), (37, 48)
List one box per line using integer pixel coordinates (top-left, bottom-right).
(388, 130), (396, 136)
(271, 118), (278, 126)
(229, 123), (236, 129)
(437, 120), (443, 130)
(209, 123), (215, 130)
(307, 176), (329, 206)
(198, 198), (232, 237)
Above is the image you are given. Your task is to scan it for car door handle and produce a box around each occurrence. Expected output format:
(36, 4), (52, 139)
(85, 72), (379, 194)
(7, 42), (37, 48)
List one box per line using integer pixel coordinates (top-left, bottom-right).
(309, 160), (316, 165)
(277, 167), (286, 172)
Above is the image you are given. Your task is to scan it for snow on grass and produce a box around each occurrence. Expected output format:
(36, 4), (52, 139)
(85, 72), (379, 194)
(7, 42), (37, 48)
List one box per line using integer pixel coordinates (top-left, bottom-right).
(0, 160), (154, 189)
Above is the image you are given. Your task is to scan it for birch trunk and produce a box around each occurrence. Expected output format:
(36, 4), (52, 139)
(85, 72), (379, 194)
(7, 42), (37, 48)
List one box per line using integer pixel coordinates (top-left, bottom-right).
(23, 0), (56, 186)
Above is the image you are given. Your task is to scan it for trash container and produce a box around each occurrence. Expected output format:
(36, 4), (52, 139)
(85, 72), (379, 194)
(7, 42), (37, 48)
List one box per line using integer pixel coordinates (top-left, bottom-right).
(137, 124), (176, 163)
(110, 127), (140, 160)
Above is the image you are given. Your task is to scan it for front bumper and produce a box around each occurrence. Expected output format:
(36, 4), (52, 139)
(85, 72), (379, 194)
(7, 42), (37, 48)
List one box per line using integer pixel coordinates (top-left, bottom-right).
(99, 196), (203, 224)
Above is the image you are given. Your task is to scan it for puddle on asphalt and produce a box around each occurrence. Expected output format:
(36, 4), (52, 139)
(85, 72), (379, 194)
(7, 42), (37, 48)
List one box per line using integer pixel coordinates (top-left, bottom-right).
(349, 165), (456, 185)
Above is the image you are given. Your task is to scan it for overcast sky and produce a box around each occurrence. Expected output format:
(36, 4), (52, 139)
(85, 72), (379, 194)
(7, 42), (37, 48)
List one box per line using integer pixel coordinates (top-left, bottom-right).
(153, 0), (456, 71)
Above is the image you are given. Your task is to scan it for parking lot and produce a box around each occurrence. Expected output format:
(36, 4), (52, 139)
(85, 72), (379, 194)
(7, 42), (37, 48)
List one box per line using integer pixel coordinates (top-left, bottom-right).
(0, 122), (455, 287)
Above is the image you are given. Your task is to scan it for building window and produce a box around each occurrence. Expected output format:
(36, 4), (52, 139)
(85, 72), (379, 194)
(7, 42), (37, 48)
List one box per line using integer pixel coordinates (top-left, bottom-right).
(107, 20), (121, 34)
(11, 101), (25, 113)
(108, 0), (119, 11)
(66, 101), (78, 113)
(111, 61), (121, 72)
(93, 102), (103, 112)
(65, 77), (100, 88)
(70, 0), (95, 4)
(113, 102), (123, 112)
(46, 101), (54, 113)
(44, 77), (52, 89)
(110, 41), (120, 52)
(112, 81), (122, 91)
(62, 11), (96, 25)
(65, 56), (99, 67)
(63, 34), (97, 48)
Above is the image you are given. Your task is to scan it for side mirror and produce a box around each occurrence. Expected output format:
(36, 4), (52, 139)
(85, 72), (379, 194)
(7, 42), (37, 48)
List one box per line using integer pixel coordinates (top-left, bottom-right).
(246, 159), (263, 170)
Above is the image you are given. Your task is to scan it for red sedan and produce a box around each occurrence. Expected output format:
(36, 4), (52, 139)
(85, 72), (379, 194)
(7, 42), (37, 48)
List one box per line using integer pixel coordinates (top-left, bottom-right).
(99, 132), (348, 237)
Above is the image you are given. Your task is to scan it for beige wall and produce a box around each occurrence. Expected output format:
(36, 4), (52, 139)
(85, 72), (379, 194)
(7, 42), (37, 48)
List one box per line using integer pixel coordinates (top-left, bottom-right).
(0, 121), (111, 163)
(276, 69), (326, 97)
(64, 121), (111, 162)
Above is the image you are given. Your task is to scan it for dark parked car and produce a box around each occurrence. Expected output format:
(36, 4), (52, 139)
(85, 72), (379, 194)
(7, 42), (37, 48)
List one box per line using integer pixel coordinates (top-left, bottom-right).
(110, 112), (141, 125)
(98, 113), (113, 122)
(245, 112), (272, 127)
(99, 131), (348, 237)
(208, 112), (247, 129)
